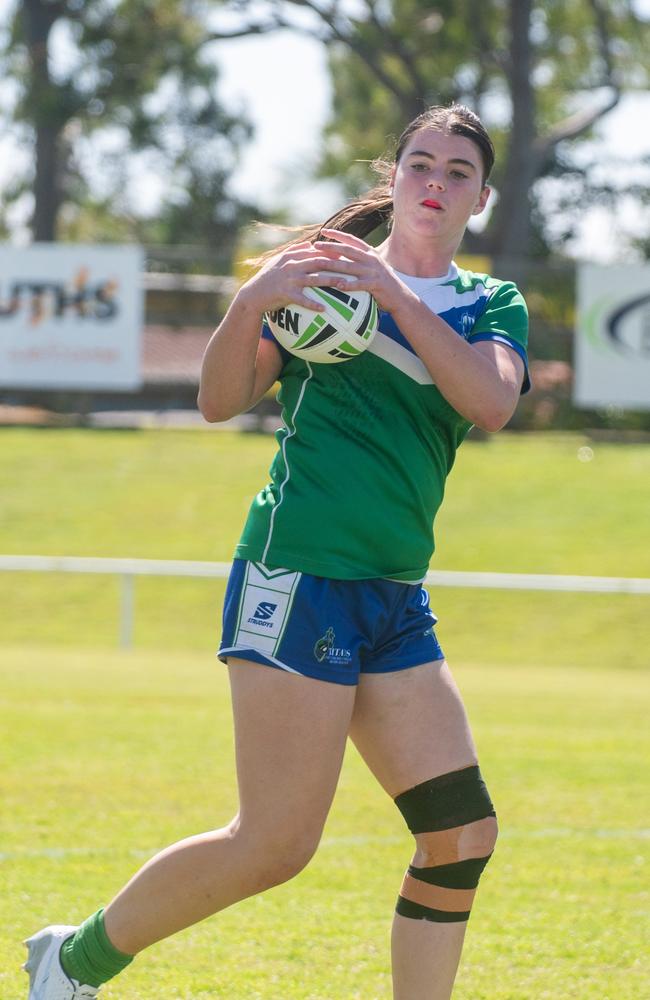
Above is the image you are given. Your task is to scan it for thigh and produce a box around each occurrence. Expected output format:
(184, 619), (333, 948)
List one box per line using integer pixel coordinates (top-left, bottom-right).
(228, 658), (356, 836)
(349, 660), (478, 798)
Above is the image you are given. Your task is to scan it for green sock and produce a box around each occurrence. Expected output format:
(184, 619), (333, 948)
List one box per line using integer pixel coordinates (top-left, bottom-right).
(59, 909), (133, 988)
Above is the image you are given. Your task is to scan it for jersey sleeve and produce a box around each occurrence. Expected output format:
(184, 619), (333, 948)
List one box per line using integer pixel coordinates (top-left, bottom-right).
(261, 320), (293, 366)
(468, 282), (531, 393)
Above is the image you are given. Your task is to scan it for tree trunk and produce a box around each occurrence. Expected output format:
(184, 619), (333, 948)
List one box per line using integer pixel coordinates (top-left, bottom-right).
(22, 0), (64, 241)
(485, 0), (538, 261)
(33, 124), (60, 241)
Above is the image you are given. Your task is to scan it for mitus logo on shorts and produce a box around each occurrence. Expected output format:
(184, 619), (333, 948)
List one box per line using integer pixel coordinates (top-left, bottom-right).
(314, 626), (352, 665)
(247, 601), (278, 628)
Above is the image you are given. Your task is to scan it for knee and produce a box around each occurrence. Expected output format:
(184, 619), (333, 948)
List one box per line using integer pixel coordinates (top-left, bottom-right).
(393, 764), (498, 923)
(265, 833), (320, 887)
(236, 821), (321, 892)
(414, 813), (498, 869)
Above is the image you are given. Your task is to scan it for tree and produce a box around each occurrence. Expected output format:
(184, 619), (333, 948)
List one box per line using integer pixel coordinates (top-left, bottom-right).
(1, 0), (256, 260)
(210, 0), (650, 259)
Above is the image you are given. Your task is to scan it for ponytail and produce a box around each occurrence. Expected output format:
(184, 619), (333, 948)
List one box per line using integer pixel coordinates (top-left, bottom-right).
(246, 103), (494, 268)
(246, 177), (393, 268)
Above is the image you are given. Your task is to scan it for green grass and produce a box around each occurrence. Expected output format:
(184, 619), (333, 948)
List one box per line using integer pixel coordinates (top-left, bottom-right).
(1, 648), (648, 999)
(1, 428), (648, 666)
(2, 427), (649, 572)
(1, 427), (649, 996)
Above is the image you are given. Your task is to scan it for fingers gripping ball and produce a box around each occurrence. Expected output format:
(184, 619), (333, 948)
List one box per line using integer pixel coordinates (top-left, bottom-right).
(265, 277), (379, 364)
(394, 765), (498, 923)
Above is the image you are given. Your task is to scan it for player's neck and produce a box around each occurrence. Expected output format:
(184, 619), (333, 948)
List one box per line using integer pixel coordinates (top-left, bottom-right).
(378, 231), (458, 279)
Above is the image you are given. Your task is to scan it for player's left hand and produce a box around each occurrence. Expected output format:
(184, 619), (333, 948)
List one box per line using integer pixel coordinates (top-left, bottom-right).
(313, 229), (407, 313)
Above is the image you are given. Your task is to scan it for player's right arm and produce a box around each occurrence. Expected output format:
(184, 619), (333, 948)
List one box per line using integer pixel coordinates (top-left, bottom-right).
(198, 242), (335, 423)
(198, 297), (282, 423)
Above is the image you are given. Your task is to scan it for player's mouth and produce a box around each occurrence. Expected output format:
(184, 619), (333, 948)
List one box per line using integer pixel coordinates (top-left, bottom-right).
(422, 199), (443, 210)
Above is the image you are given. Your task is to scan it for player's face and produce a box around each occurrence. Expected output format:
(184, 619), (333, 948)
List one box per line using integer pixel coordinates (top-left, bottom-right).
(390, 128), (490, 244)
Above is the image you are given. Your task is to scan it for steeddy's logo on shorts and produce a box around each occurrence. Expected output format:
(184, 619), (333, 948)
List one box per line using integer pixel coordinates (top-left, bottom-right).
(314, 626), (351, 665)
(248, 601), (278, 627)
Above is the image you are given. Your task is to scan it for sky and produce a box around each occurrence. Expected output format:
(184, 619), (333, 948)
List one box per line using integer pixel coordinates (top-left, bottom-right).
(216, 30), (337, 220)
(1, 2), (649, 261)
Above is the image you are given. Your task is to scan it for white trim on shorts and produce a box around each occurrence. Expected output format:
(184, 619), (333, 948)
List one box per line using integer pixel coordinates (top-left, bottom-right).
(218, 646), (302, 675)
(231, 561), (302, 658)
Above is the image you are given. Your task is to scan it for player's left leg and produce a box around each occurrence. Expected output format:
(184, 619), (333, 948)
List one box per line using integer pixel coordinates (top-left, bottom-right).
(350, 660), (497, 1000)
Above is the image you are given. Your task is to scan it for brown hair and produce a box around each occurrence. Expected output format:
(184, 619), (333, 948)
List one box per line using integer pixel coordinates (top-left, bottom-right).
(249, 104), (494, 264)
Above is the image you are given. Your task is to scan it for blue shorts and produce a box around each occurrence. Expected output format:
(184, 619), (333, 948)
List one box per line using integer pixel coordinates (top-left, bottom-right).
(218, 560), (444, 686)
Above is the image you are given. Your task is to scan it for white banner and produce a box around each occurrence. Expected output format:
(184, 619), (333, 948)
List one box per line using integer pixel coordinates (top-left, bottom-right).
(0, 244), (144, 390)
(575, 264), (650, 410)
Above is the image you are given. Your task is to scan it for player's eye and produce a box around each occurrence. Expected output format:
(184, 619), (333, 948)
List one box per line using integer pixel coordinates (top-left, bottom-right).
(450, 170), (469, 180)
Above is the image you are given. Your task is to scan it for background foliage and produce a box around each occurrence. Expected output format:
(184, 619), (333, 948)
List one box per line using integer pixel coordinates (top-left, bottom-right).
(1, 0), (649, 259)
(1, 0), (257, 262)
(210, 0), (650, 258)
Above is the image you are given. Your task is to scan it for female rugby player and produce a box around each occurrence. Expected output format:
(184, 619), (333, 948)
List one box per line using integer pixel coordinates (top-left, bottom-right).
(25, 104), (529, 1000)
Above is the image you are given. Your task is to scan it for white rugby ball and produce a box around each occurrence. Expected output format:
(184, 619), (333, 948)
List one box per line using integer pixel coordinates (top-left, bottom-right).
(265, 277), (378, 364)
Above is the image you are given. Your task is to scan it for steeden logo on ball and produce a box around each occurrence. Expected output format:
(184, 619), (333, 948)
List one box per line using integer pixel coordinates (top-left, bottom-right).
(266, 275), (378, 364)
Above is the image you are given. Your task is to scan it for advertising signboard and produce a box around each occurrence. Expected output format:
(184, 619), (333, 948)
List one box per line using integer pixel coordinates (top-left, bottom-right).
(0, 244), (144, 390)
(575, 264), (650, 410)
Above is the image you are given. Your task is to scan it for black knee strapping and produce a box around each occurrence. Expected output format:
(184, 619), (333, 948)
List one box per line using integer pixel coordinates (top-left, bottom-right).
(394, 765), (497, 923)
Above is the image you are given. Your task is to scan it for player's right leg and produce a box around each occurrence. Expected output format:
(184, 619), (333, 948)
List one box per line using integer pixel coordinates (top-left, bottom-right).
(24, 659), (355, 997)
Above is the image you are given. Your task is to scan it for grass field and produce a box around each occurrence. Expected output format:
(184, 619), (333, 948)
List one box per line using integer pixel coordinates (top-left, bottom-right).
(1, 427), (649, 665)
(2, 649), (648, 999)
(1, 427), (649, 998)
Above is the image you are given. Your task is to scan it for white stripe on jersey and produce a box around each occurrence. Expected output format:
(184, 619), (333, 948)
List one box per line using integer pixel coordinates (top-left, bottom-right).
(368, 332), (434, 385)
(262, 362), (314, 563)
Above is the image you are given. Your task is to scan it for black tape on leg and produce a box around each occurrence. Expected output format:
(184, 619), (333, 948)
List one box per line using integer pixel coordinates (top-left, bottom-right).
(408, 855), (493, 889)
(393, 766), (497, 923)
(396, 898), (471, 923)
(394, 765), (495, 834)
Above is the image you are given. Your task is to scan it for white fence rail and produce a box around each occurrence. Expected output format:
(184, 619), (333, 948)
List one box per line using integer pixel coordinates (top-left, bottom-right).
(2, 555), (649, 649)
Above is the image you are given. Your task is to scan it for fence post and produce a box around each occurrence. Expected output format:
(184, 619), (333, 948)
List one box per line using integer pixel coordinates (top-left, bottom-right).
(119, 574), (135, 649)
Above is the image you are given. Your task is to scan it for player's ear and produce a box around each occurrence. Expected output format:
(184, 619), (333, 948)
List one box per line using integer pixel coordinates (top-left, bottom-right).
(472, 185), (491, 216)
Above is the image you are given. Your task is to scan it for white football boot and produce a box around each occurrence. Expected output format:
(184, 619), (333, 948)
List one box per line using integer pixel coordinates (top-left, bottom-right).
(23, 926), (99, 999)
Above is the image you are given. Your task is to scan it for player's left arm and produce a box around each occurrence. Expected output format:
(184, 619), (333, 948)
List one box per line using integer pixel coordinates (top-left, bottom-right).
(467, 339), (526, 419)
(393, 298), (527, 431)
(313, 230), (528, 432)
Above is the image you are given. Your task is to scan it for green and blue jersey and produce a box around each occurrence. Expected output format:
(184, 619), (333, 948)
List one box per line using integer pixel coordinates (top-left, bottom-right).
(234, 264), (529, 581)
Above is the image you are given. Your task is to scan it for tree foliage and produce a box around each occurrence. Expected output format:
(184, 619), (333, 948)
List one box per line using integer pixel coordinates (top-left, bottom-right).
(4, 0), (648, 259)
(2, 0), (256, 260)
(212, 0), (650, 258)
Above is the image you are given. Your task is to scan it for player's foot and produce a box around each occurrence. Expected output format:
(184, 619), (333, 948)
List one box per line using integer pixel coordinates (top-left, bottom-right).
(23, 926), (100, 999)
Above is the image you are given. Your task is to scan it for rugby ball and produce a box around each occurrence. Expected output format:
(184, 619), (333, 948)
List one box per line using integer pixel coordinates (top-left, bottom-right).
(265, 277), (378, 363)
